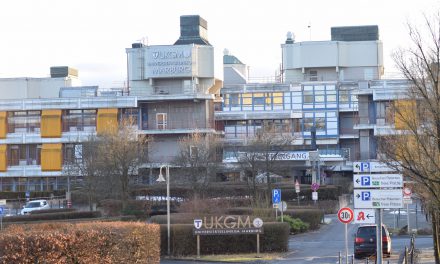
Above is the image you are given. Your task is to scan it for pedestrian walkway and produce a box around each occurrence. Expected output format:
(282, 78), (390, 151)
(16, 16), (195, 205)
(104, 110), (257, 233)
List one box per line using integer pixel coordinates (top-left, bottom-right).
(417, 248), (436, 264)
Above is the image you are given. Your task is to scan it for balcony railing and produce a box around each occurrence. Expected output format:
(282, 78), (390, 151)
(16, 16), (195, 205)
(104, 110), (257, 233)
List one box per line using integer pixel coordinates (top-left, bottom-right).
(141, 119), (216, 131)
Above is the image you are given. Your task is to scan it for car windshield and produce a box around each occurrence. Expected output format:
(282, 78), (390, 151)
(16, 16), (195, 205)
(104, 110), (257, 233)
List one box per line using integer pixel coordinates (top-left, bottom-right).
(357, 226), (387, 238)
(25, 202), (42, 208)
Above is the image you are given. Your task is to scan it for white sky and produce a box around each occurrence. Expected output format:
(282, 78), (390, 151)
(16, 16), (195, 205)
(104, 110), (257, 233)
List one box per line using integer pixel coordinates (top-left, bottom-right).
(0, 0), (439, 88)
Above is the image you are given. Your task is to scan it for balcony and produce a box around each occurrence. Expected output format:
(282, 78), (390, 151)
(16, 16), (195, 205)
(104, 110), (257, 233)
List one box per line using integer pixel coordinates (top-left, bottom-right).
(139, 119), (217, 135)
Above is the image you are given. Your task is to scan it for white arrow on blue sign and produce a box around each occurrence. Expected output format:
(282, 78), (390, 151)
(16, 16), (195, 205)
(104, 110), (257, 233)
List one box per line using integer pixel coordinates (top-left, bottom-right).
(272, 189), (281, 204)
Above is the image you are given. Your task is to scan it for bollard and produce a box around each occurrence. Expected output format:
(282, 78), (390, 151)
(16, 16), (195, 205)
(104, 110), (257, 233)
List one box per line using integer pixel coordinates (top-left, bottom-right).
(366, 257), (369, 264)
(339, 251), (342, 264)
(351, 254), (354, 264)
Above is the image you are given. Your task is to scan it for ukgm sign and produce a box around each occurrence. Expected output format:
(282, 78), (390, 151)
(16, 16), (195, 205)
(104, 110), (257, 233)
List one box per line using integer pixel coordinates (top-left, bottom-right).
(193, 216), (264, 235)
(145, 46), (195, 78)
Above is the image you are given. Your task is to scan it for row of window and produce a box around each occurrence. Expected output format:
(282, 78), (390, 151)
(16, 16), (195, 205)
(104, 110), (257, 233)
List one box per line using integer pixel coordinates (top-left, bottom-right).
(0, 177), (65, 192)
(222, 88), (358, 111)
(6, 109), (139, 133)
(224, 113), (339, 138)
(6, 144), (80, 166)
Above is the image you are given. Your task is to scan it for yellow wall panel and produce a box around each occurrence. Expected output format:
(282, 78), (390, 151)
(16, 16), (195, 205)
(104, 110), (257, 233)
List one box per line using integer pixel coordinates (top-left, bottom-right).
(0, 145), (6, 172)
(41, 143), (62, 171)
(394, 100), (416, 130)
(41, 110), (62, 138)
(97, 108), (118, 135)
(0, 112), (7, 139)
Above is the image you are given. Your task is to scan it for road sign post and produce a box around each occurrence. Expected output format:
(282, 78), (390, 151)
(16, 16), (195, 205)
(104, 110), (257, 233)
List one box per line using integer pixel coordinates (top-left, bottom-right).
(295, 180), (300, 206)
(354, 189), (403, 209)
(354, 209), (376, 224)
(338, 207), (354, 264)
(272, 189), (281, 220)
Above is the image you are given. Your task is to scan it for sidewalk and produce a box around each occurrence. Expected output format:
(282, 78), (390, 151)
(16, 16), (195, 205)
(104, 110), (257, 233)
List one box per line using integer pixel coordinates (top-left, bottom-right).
(417, 248), (436, 264)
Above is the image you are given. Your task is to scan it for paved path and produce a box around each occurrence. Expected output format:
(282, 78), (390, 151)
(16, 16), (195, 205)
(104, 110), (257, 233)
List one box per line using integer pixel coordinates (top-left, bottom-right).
(161, 214), (435, 264)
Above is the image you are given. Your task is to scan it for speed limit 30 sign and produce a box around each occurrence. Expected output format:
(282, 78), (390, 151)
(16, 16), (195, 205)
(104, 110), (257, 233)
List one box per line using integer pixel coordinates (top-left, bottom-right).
(338, 207), (354, 224)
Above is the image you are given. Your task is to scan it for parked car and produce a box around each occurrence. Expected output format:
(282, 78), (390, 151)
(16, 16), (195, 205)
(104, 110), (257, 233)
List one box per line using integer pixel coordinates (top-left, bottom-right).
(354, 224), (392, 259)
(21, 200), (50, 215)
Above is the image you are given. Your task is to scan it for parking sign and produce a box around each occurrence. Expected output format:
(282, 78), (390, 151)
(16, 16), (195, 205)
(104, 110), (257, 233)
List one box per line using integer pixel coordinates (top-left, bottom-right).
(272, 189), (281, 204)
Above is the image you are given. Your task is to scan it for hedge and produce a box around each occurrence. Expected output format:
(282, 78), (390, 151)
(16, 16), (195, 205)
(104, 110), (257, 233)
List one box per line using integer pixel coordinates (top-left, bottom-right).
(0, 222), (160, 263)
(29, 208), (76, 215)
(3, 211), (101, 223)
(159, 222), (289, 256)
(0, 190), (65, 200)
(133, 184), (342, 201)
(226, 207), (323, 230)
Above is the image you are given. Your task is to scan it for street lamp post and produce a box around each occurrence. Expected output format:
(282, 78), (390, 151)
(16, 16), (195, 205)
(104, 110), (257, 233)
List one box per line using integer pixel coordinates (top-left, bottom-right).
(157, 165), (170, 256)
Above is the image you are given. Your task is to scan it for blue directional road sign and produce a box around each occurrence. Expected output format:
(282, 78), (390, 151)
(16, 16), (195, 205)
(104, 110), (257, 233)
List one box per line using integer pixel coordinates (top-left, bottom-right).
(272, 189), (281, 204)
(0, 207), (3, 215)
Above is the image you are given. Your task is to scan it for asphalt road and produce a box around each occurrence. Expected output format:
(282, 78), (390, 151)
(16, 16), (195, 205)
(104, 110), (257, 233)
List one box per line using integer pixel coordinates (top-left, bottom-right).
(161, 212), (434, 264)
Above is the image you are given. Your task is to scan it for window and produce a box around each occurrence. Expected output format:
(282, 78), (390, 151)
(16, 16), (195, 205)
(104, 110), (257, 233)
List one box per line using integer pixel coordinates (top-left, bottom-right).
(156, 113), (167, 130)
(309, 70), (318, 81)
(7, 111), (41, 133)
(315, 117), (326, 130)
(120, 108), (139, 126)
(229, 94), (239, 107)
(63, 109), (97, 132)
(8, 144), (41, 166)
(253, 93), (265, 106)
(303, 91), (314, 103)
(304, 118), (314, 131)
(339, 90), (350, 103)
(315, 91), (325, 103)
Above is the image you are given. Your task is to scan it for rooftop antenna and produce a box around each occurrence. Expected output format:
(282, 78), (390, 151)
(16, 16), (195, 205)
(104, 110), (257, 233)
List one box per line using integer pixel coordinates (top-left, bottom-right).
(308, 21), (312, 41)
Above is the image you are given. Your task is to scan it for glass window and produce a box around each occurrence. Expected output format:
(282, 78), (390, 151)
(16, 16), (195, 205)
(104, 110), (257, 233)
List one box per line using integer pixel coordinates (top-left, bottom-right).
(7, 111), (41, 133)
(120, 108), (139, 126)
(304, 91), (314, 103)
(339, 90), (350, 103)
(229, 94), (239, 107)
(253, 93), (265, 106)
(242, 93), (252, 105)
(8, 144), (41, 166)
(315, 91), (325, 102)
(304, 118), (314, 131)
(316, 117), (326, 130)
(63, 109), (97, 132)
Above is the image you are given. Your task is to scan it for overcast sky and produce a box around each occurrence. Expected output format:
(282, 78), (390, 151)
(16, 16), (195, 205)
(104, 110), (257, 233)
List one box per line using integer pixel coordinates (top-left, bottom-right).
(0, 0), (438, 88)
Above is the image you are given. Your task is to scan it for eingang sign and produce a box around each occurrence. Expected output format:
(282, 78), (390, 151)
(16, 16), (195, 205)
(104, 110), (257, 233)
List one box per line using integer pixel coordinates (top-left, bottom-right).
(223, 151), (309, 163)
(193, 216), (264, 236)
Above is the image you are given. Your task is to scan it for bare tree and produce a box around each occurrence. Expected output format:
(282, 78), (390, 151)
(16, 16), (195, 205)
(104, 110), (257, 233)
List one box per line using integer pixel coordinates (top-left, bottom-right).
(234, 125), (294, 207)
(98, 119), (151, 211)
(63, 136), (111, 210)
(65, 119), (151, 211)
(174, 132), (220, 200)
(378, 12), (440, 262)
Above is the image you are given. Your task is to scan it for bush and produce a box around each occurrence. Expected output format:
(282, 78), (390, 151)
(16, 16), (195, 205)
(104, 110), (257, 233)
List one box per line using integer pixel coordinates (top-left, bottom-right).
(3, 211), (101, 223)
(29, 208), (76, 215)
(278, 215), (309, 234)
(226, 207), (323, 230)
(0, 222), (160, 263)
(159, 222), (289, 255)
(99, 199), (153, 218)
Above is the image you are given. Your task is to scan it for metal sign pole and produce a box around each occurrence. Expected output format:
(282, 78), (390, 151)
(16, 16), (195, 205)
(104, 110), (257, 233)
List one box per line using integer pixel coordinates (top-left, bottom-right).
(256, 233), (260, 257)
(345, 223), (348, 264)
(281, 205), (284, 222)
(197, 235), (200, 258)
(407, 203), (410, 234)
(376, 208), (383, 264)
